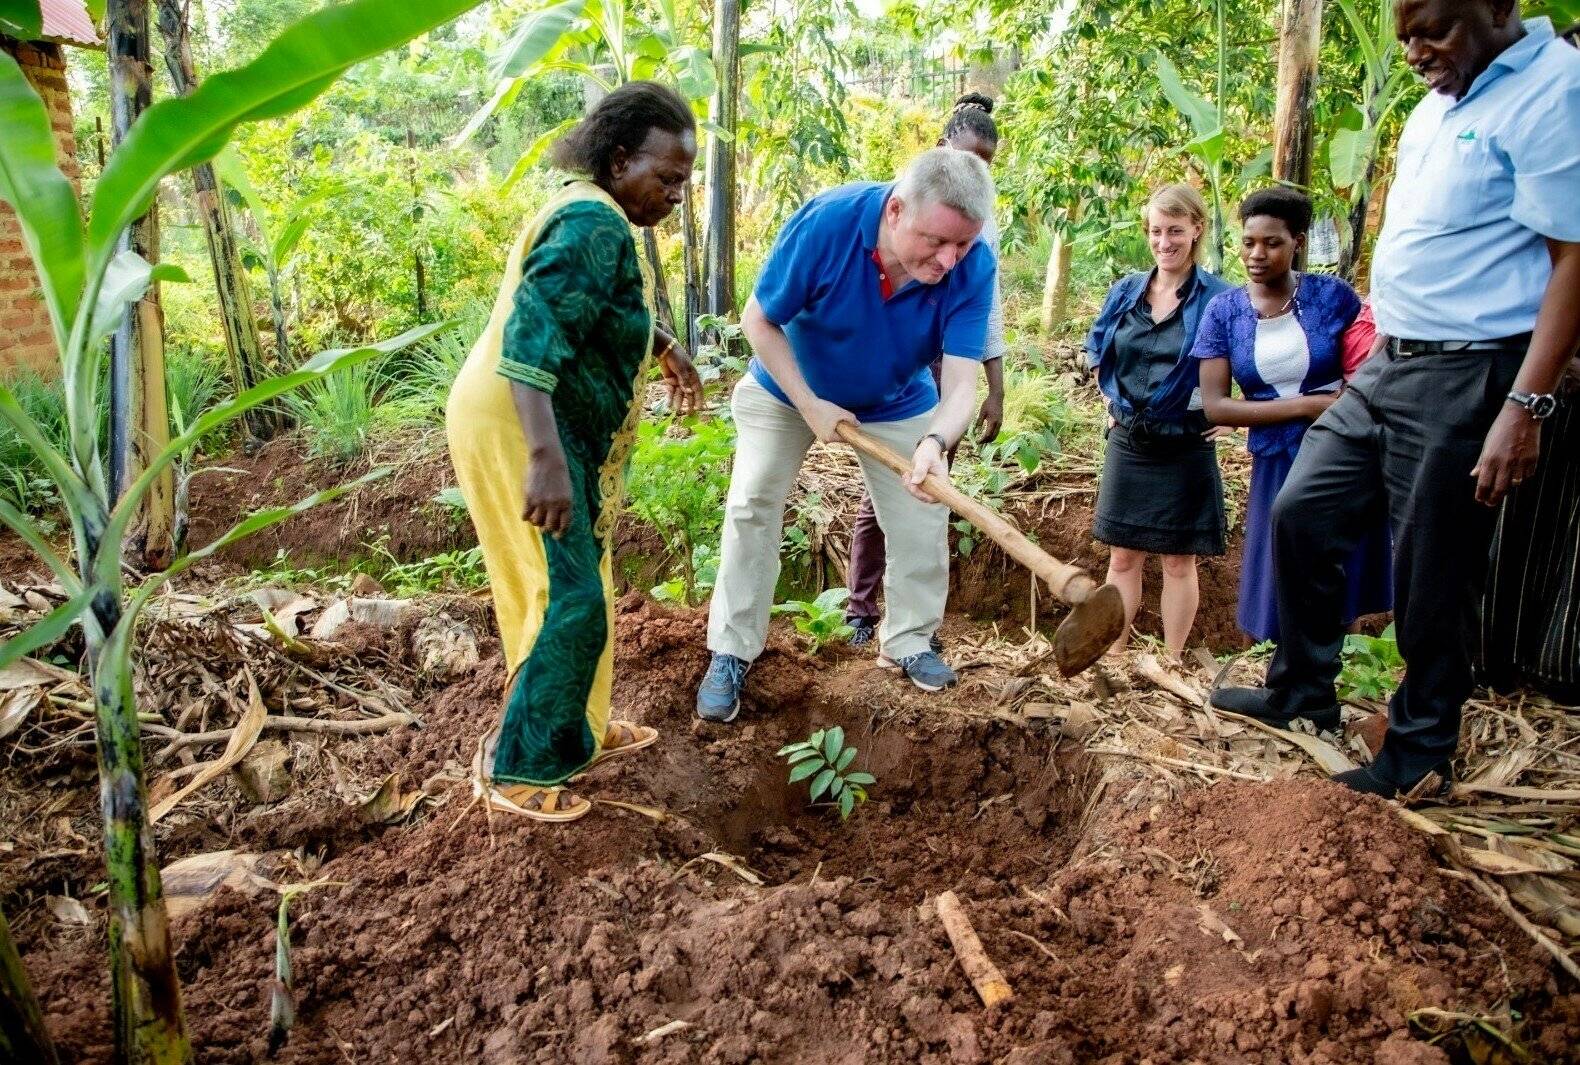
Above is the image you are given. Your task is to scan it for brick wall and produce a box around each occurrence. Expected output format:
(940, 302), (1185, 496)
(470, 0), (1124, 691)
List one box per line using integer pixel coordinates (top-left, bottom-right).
(0, 39), (80, 380)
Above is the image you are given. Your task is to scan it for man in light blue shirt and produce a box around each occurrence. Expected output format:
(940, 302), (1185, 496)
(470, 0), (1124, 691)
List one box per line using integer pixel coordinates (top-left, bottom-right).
(1212, 0), (1580, 798)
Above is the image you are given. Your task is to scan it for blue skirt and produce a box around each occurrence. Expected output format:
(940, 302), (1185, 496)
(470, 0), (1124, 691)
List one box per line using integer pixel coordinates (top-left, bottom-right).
(1239, 447), (1393, 643)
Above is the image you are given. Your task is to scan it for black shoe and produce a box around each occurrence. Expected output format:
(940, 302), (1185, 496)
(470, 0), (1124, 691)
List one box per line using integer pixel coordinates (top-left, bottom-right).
(847, 616), (878, 647)
(1209, 685), (1341, 733)
(1332, 762), (1453, 800)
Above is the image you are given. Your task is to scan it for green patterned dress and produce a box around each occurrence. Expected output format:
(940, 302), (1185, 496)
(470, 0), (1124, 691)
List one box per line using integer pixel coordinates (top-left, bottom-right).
(446, 182), (654, 787)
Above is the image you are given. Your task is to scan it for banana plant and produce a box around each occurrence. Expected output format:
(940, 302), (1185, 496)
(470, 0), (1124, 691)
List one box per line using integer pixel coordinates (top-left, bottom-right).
(454, 0), (718, 191)
(1326, 0), (1419, 278)
(0, 1), (481, 1060)
(211, 148), (342, 367)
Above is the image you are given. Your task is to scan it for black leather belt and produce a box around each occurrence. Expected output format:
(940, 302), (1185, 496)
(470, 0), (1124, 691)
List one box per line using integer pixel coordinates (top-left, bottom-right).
(1390, 332), (1532, 356)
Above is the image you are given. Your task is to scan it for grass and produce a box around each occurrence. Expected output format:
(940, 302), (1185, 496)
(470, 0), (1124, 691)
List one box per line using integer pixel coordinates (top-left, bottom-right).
(284, 361), (381, 463)
(0, 371), (70, 516)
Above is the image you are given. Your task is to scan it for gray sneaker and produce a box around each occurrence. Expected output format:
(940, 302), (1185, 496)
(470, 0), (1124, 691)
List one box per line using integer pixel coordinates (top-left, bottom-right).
(892, 650), (956, 692)
(696, 653), (750, 723)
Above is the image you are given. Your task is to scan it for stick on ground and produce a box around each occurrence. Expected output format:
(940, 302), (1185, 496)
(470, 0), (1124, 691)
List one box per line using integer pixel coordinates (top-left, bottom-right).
(935, 890), (1014, 1007)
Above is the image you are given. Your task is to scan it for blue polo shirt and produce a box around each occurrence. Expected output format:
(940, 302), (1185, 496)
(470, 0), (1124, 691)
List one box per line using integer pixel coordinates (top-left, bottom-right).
(749, 181), (996, 422)
(1372, 18), (1580, 341)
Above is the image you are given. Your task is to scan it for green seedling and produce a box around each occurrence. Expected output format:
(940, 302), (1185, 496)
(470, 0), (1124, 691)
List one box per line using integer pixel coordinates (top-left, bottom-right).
(1338, 622), (1404, 701)
(772, 587), (855, 654)
(777, 725), (875, 821)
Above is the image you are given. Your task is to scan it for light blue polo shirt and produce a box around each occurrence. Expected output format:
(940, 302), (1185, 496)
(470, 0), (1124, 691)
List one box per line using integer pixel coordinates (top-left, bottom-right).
(749, 181), (996, 423)
(1372, 18), (1580, 341)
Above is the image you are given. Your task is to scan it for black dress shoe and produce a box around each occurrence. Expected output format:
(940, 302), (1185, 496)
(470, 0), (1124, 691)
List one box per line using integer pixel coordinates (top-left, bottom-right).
(1209, 685), (1342, 733)
(1333, 762), (1453, 800)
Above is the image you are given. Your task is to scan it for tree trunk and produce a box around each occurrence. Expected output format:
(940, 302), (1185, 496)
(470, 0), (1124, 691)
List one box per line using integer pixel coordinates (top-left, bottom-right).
(1, 907), (58, 1065)
(681, 183), (702, 354)
(154, 0), (275, 440)
(704, 0), (740, 336)
(405, 128), (427, 321)
(641, 229), (678, 339)
(267, 266), (291, 364)
(1273, 0), (1324, 267)
(1040, 203), (1079, 334)
(108, 0), (175, 571)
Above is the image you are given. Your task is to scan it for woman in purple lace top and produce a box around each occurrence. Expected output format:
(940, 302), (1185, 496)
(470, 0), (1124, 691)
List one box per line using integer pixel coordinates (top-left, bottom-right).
(1192, 188), (1392, 643)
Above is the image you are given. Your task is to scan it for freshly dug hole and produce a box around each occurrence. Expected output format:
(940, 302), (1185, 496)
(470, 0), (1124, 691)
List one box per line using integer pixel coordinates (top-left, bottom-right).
(22, 597), (1580, 1063)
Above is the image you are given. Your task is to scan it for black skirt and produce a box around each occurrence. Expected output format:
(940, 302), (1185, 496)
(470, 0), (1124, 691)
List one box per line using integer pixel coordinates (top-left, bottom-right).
(1093, 422), (1226, 556)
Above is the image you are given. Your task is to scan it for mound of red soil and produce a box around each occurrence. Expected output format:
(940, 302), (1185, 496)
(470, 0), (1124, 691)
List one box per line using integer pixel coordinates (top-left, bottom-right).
(23, 599), (1576, 1063)
(185, 434), (473, 572)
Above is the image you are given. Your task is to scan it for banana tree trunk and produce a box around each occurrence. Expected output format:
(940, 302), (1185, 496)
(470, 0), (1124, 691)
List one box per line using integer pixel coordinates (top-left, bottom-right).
(704, 0), (740, 337)
(267, 265), (291, 365)
(681, 183), (702, 354)
(1, 907), (58, 1065)
(154, 0), (276, 441)
(1273, 0), (1324, 268)
(108, 0), (175, 571)
(641, 229), (678, 339)
(79, 530), (189, 1064)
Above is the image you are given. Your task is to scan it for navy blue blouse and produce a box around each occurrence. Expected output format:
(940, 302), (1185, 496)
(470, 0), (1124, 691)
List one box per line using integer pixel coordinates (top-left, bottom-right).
(1190, 273), (1363, 456)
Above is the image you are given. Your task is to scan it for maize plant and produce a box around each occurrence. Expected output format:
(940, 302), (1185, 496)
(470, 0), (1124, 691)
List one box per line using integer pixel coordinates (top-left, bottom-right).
(0, 0), (483, 1060)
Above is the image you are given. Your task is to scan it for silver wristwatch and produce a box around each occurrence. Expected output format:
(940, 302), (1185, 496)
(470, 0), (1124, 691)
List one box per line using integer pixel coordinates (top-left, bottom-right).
(1507, 390), (1558, 419)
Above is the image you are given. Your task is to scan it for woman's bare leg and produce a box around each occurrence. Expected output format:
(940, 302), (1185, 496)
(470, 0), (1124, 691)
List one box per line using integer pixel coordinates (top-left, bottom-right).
(1105, 547), (1146, 655)
(1159, 553), (1200, 657)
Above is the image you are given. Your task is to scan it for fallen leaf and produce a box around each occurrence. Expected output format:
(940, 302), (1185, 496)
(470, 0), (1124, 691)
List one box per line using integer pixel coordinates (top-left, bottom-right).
(1196, 904), (1244, 947)
(151, 668), (270, 823)
(699, 851), (765, 886)
(356, 774), (425, 824)
(0, 687), (42, 740)
(162, 850), (275, 920)
(46, 895), (92, 925)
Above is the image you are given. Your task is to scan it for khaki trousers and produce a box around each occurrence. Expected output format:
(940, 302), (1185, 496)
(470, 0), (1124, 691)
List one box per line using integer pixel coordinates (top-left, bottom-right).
(707, 375), (949, 662)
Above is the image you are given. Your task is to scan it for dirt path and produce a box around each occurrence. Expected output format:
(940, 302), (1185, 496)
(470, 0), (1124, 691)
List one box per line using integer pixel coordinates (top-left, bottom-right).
(19, 598), (1578, 1064)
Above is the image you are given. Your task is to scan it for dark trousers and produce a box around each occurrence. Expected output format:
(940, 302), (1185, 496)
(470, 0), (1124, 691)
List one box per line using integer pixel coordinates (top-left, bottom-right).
(847, 444), (957, 618)
(1264, 343), (1524, 781)
(847, 359), (952, 620)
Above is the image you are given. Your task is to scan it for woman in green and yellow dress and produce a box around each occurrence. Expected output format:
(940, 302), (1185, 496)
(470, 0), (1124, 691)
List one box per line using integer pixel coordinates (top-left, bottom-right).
(447, 82), (703, 822)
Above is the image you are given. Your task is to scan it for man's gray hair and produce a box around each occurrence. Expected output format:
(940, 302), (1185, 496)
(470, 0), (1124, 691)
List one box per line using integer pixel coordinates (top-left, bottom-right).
(893, 147), (996, 223)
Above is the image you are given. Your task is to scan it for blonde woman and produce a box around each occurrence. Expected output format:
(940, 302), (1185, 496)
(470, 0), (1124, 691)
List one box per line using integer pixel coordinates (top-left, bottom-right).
(1084, 185), (1232, 655)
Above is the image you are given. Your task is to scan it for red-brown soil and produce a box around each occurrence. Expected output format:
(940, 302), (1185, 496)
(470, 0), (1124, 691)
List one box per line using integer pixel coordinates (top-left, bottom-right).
(183, 432), (475, 573)
(20, 598), (1576, 1064)
(951, 491), (1253, 652)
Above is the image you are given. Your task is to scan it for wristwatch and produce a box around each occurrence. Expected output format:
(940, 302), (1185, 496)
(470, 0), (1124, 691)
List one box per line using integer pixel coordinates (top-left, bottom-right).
(921, 432), (951, 453)
(1507, 390), (1558, 419)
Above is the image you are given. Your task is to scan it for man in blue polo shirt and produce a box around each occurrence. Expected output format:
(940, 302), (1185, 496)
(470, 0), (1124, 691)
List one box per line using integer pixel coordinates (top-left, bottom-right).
(1213, 0), (1580, 796)
(697, 148), (997, 721)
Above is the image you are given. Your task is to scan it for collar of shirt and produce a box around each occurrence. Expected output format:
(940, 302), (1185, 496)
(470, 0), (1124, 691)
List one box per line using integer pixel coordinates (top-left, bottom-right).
(1454, 17), (1555, 109)
(870, 248), (894, 301)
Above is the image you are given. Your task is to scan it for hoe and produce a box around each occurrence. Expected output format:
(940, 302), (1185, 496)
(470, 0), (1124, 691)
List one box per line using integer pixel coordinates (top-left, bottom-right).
(838, 424), (1125, 675)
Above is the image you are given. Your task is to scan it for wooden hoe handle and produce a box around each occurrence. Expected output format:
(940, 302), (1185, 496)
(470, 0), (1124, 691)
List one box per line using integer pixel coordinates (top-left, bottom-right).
(835, 423), (1101, 608)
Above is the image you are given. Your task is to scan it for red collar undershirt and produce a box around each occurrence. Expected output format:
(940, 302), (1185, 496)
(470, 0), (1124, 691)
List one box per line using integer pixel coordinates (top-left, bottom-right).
(870, 248), (894, 301)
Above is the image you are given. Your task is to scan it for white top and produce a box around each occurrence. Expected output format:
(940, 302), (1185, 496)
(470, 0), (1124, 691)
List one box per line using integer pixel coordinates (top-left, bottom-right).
(1253, 311), (1310, 398)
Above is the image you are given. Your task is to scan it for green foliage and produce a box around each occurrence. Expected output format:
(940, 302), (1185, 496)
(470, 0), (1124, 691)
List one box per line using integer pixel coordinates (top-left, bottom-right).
(379, 308), (486, 426)
(0, 372), (69, 516)
(625, 415), (735, 606)
(772, 587), (855, 654)
(777, 725), (875, 821)
(283, 361), (381, 462)
(1339, 623), (1404, 701)
(374, 542), (488, 596)
(0, 3), (481, 1055)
